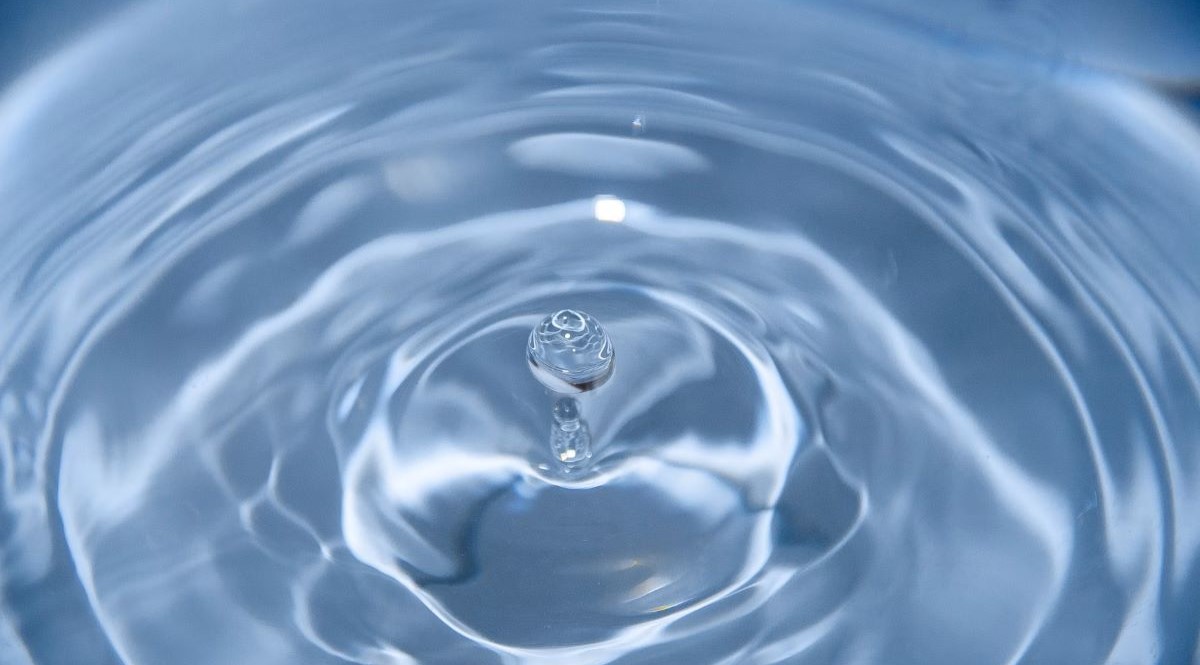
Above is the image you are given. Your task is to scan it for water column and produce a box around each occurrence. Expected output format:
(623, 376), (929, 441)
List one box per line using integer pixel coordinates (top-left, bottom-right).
(526, 309), (614, 469)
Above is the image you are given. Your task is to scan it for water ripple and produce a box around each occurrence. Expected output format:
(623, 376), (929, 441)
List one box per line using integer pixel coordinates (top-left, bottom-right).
(2, 0), (1199, 663)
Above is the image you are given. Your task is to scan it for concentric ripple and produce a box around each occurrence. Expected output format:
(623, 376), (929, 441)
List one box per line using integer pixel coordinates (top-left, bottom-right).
(1, 1), (1200, 664)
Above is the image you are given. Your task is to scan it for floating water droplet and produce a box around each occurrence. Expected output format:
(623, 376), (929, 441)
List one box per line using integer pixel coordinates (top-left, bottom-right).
(528, 309), (614, 393)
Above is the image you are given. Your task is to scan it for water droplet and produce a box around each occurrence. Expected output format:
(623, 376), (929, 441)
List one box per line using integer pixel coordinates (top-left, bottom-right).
(528, 309), (614, 393)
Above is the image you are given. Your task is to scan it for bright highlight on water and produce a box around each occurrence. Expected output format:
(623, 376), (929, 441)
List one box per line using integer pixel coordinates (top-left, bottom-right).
(593, 195), (627, 223)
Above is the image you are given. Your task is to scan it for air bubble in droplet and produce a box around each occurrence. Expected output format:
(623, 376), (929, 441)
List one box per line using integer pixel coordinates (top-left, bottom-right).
(527, 309), (614, 393)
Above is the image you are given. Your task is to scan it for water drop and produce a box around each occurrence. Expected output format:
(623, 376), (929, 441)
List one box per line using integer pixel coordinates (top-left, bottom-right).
(527, 309), (614, 393)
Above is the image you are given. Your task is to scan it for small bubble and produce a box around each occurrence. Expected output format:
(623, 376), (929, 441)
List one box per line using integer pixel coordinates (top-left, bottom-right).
(528, 309), (614, 393)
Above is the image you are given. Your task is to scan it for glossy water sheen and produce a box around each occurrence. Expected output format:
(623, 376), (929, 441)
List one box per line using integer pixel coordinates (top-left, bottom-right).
(2, 1), (1200, 664)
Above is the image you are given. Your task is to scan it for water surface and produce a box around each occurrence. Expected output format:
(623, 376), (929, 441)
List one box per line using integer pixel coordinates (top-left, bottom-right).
(2, 1), (1200, 663)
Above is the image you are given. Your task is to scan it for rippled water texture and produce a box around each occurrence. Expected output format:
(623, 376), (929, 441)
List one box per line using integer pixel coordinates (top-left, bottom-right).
(2, 1), (1200, 663)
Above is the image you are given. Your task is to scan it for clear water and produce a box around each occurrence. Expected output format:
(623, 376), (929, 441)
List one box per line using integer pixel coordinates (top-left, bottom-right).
(2, 1), (1200, 664)
(528, 308), (614, 392)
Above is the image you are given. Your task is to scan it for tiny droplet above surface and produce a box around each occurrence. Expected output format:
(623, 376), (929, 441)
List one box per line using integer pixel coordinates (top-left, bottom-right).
(527, 309), (614, 393)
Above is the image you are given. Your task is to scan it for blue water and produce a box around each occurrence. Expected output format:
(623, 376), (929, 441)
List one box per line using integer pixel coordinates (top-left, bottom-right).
(2, 1), (1200, 664)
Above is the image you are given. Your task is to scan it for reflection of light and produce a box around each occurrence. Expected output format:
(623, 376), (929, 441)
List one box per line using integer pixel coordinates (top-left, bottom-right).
(593, 195), (626, 223)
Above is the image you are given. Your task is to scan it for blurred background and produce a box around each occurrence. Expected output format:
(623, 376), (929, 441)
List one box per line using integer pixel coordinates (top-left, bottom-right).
(4, 0), (1200, 95)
